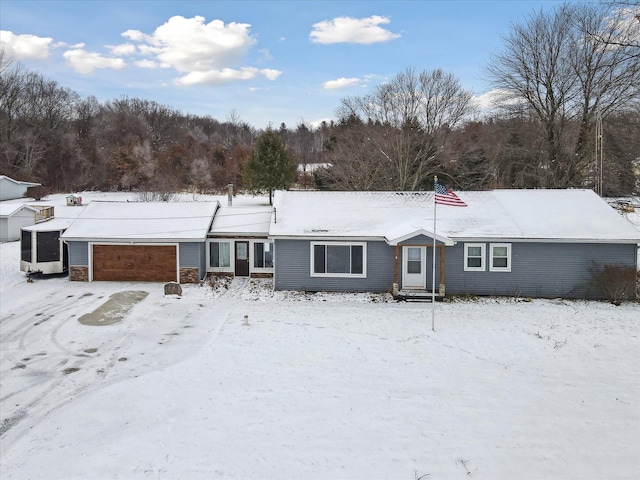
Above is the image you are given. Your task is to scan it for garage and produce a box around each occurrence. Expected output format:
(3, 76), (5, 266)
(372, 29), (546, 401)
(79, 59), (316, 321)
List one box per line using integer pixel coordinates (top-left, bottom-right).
(93, 244), (177, 282)
(62, 201), (218, 283)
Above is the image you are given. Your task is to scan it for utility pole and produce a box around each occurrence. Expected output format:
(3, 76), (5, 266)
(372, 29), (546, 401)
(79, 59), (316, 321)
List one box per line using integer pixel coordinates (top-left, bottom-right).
(595, 114), (603, 195)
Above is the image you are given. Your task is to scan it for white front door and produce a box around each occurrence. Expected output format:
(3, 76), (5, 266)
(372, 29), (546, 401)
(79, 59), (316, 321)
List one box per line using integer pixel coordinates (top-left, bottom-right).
(402, 246), (426, 289)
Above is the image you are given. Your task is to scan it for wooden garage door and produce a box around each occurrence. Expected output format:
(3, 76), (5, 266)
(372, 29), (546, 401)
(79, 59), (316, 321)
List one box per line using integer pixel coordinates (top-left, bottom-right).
(93, 245), (177, 282)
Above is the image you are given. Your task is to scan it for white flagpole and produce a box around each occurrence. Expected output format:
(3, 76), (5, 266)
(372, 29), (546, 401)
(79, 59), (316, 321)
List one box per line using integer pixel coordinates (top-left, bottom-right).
(432, 176), (437, 331)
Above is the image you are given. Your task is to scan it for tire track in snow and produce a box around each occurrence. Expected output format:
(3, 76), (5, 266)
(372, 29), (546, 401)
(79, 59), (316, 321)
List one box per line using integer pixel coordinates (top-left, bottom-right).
(0, 293), (231, 458)
(2, 292), (98, 346)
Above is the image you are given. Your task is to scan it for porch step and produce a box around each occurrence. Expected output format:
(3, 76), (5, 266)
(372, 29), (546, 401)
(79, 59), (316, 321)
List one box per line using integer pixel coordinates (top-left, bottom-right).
(395, 290), (441, 302)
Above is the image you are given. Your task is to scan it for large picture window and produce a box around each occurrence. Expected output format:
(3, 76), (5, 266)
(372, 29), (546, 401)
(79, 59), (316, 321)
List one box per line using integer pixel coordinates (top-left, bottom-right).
(464, 243), (485, 271)
(210, 241), (231, 268)
(254, 242), (274, 268)
(311, 242), (366, 277)
(490, 243), (511, 272)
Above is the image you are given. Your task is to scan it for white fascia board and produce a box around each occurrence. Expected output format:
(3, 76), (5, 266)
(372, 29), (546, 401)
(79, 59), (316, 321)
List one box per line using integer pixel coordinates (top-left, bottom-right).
(386, 229), (455, 246)
(208, 231), (269, 238)
(269, 235), (386, 242)
(452, 236), (640, 244)
(63, 237), (205, 243)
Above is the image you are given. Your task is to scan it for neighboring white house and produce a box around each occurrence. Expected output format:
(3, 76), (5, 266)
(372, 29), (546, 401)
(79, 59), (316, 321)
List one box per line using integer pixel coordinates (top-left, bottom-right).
(0, 175), (41, 201)
(0, 204), (43, 242)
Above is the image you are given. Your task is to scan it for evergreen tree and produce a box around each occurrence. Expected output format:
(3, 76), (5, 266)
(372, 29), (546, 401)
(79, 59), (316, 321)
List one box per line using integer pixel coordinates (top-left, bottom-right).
(243, 128), (297, 205)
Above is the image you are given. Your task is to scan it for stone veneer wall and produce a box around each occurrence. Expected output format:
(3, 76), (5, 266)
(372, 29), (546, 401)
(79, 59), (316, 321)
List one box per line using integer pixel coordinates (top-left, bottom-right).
(70, 266), (89, 282)
(179, 267), (200, 284)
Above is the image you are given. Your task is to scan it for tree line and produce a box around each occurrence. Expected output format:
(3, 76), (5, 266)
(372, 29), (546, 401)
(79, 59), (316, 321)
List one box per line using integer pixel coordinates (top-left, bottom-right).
(1, 1), (638, 197)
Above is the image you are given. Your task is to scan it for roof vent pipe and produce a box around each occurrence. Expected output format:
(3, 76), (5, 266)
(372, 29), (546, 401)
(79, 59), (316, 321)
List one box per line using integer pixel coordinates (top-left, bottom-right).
(227, 184), (233, 207)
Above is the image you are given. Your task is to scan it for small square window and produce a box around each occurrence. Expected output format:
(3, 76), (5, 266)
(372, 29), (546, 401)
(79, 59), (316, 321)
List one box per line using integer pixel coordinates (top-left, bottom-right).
(490, 243), (511, 272)
(464, 243), (485, 271)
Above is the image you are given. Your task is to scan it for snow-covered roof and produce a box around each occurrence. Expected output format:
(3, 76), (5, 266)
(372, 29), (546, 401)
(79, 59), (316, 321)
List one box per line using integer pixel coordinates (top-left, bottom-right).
(0, 203), (40, 218)
(209, 205), (273, 237)
(270, 189), (640, 243)
(22, 218), (75, 232)
(62, 201), (219, 242)
(0, 175), (40, 187)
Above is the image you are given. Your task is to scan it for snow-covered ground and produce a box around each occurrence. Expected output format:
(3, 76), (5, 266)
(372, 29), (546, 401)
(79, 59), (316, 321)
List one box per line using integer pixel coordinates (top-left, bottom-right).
(0, 192), (639, 479)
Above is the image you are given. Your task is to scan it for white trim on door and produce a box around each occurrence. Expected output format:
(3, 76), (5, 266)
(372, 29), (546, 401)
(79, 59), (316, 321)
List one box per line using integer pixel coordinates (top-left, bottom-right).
(402, 245), (426, 289)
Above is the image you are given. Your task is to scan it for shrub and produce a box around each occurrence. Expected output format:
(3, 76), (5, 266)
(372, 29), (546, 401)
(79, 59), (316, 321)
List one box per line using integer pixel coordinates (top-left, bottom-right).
(589, 262), (637, 305)
(133, 190), (176, 202)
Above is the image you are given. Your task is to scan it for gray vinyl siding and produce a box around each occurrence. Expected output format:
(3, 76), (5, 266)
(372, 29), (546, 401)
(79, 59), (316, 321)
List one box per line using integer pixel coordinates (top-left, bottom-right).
(400, 234), (436, 246)
(179, 242), (206, 278)
(179, 242), (201, 267)
(444, 242), (637, 300)
(68, 241), (89, 266)
(274, 239), (395, 292)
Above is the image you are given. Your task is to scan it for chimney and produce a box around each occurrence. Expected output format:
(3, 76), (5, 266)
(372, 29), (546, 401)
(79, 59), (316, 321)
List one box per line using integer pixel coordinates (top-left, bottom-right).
(227, 184), (233, 206)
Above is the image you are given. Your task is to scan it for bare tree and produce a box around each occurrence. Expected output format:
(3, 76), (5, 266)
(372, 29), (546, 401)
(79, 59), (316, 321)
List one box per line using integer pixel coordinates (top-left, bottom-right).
(334, 67), (473, 191)
(587, 2), (640, 55)
(320, 115), (390, 190)
(0, 49), (25, 171)
(486, 3), (640, 188)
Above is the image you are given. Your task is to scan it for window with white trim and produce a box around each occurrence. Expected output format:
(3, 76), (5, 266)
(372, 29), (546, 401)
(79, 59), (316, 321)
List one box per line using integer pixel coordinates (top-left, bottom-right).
(254, 242), (274, 268)
(311, 242), (366, 277)
(464, 243), (485, 271)
(490, 243), (511, 272)
(210, 241), (231, 268)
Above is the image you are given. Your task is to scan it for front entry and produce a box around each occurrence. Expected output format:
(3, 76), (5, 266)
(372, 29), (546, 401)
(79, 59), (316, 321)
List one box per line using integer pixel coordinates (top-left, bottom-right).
(402, 246), (426, 289)
(235, 241), (250, 276)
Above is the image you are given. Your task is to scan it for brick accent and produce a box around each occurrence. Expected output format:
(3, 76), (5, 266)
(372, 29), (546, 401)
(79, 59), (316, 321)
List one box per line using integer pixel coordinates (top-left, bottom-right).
(70, 266), (89, 282)
(179, 267), (200, 284)
(250, 272), (274, 278)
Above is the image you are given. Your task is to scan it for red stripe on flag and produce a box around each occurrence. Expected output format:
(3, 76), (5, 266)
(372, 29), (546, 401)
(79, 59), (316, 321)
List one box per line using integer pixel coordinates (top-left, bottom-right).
(435, 182), (467, 207)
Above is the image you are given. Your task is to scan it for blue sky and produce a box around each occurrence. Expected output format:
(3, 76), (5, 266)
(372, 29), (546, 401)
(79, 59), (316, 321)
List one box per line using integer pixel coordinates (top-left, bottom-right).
(1, 0), (567, 129)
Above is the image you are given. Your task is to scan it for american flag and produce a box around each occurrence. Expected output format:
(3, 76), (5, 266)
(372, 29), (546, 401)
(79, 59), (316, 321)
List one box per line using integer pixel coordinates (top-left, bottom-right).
(435, 180), (467, 207)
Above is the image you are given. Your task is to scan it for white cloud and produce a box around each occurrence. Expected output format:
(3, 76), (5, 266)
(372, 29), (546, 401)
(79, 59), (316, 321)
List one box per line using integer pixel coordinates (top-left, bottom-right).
(130, 18), (243, 67)
(121, 29), (149, 43)
(322, 77), (361, 90)
(474, 89), (501, 111)
(136, 59), (159, 69)
(261, 68), (282, 81)
(309, 118), (334, 129)
(310, 15), (400, 44)
(54, 41), (84, 49)
(610, 7), (640, 45)
(63, 49), (126, 74)
(0, 30), (53, 60)
(175, 67), (282, 86)
(107, 43), (136, 56)
(257, 48), (273, 62)
(472, 88), (526, 118)
(121, 15), (279, 86)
